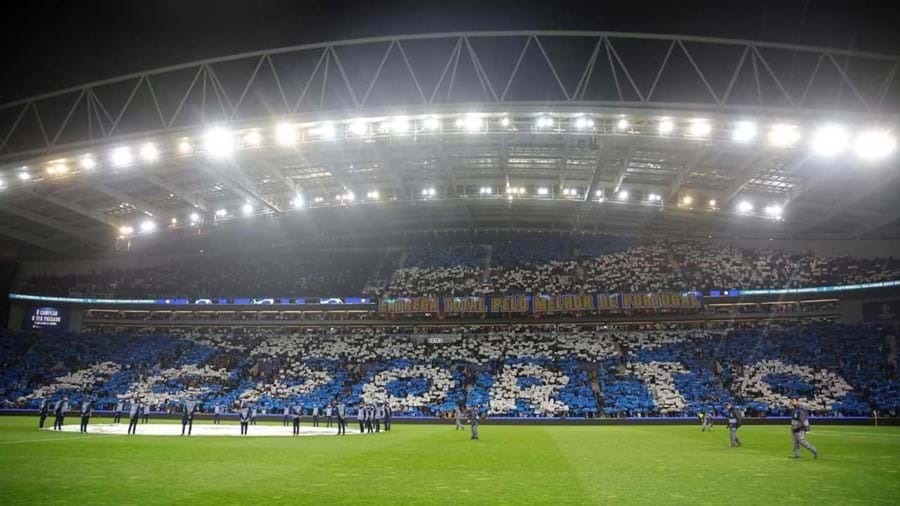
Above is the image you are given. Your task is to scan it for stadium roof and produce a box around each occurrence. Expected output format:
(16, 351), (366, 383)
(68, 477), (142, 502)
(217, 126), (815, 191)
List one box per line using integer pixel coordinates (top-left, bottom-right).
(0, 31), (898, 257)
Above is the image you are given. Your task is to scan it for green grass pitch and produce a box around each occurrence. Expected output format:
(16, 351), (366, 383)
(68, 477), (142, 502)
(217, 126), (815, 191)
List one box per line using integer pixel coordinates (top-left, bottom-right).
(1, 417), (898, 505)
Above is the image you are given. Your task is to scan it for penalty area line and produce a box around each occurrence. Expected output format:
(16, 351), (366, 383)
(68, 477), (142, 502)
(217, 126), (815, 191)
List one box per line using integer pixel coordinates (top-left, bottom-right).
(0, 435), (100, 445)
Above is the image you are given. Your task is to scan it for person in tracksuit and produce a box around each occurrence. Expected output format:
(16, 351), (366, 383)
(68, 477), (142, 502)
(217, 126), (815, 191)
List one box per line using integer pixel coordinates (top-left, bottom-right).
(357, 404), (366, 433)
(701, 408), (714, 432)
(239, 403), (250, 435)
(384, 403), (392, 431)
(469, 407), (480, 440)
(455, 408), (464, 430)
(53, 396), (68, 430)
(292, 403), (302, 436)
(114, 399), (124, 423)
(282, 405), (290, 427)
(790, 399), (819, 459)
(325, 404), (333, 428)
(79, 396), (93, 433)
(127, 399), (141, 435)
(38, 398), (49, 429)
(142, 403), (150, 424)
(250, 405), (258, 425)
(725, 402), (742, 447)
(213, 403), (221, 425)
(366, 404), (374, 434)
(378, 403), (388, 433)
(181, 399), (198, 436)
(336, 402), (347, 435)
(312, 405), (320, 427)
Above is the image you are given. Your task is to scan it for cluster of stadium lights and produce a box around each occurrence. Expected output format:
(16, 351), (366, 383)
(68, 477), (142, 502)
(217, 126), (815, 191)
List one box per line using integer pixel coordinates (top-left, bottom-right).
(3, 114), (895, 187)
(2, 114), (893, 236)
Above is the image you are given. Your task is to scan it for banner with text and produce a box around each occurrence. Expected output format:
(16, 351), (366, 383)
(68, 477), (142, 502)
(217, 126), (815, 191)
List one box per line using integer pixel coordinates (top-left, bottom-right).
(378, 292), (701, 314)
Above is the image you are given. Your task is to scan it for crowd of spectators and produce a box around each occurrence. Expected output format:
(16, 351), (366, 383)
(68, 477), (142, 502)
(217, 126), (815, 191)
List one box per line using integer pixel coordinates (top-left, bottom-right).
(3, 322), (896, 418)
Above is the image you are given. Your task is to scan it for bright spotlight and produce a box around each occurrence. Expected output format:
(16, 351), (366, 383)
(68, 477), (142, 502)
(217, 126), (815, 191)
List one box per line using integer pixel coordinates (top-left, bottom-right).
(574, 117), (594, 130)
(178, 139), (193, 154)
(119, 225), (134, 237)
(189, 212), (201, 224)
(648, 193), (661, 202)
(320, 123), (337, 139)
(688, 121), (711, 137)
(737, 201), (753, 213)
(345, 191), (355, 202)
(536, 116), (554, 129)
(658, 119), (674, 135)
(480, 187), (493, 195)
(595, 189), (603, 197)
(463, 116), (484, 132)
(537, 187), (549, 196)
(275, 123), (298, 146)
(732, 121), (757, 142)
(18, 171), (31, 181)
(617, 118), (630, 131)
(421, 187), (436, 197)
(618, 190), (629, 200)
(423, 117), (440, 131)
(204, 128), (235, 158)
(139, 220), (156, 234)
(349, 120), (369, 136)
(243, 130), (262, 148)
(242, 203), (254, 216)
(80, 155), (96, 170)
(292, 195), (304, 208)
(682, 195), (693, 206)
(170, 217), (178, 225)
(708, 199), (717, 208)
(500, 117), (511, 127)
(854, 130), (897, 161)
(139, 143), (159, 163)
(366, 190), (380, 200)
(0, 179), (5, 190)
(391, 117), (410, 134)
(110, 146), (133, 167)
(811, 124), (849, 156)
(764, 204), (783, 218)
(215, 208), (227, 217)
(768, 124), (800, 147)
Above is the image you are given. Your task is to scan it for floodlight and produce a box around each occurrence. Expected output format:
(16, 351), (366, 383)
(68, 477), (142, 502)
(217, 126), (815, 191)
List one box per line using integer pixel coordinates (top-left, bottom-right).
(463, 116), (484, 132)
(204, 128), (235, 158)
(537, 187), (549, 196)
(708, 199), (717, 208)
(139, 142), (159, 163)
(536, 116), (553, 129)
(242, 203), (254, 216)
(80, 155), (96, 170)
(391, 117), (410, 134)
(682, 195), (693, 206)
(349, 120), (369, 136)
(320, 123), (337, 139)
(764, 204), (783, 218)
(423, 117), (440, 131)
(618, 190), (629, 200)
(617, 118), (630, 131)
(737, 201), (753, 213)
(139, 220), (156, 233)
(688, 121), (711, 137)
(178, 139), (193, 154)
(275, 123), (298, 146)
(732, 122), (757, 143)
(811, 124), (849, 156)
(18, 171), (31, 181)
(189, 212), (201, 224)
(215, 208), (227, 217)
(243, 130), (262, 147)
(500, 117), (511, 127)
(768, 124), (800, 147)
(854, 130), (896, 161)
(119, 225), (134, 236)
(658, 119), (674, 135)
(110, 146), (133, 167)
(574, 117), (594, 130)
(366, 191), (380, 200)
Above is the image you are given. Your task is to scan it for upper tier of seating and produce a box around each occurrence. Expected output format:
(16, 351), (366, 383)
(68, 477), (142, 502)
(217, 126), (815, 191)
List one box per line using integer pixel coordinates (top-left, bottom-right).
(16, 237), (900, 298)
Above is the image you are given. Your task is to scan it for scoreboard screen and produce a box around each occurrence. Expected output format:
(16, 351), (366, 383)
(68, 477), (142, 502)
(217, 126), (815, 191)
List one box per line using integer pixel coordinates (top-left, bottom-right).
(26, 306), (68, 330)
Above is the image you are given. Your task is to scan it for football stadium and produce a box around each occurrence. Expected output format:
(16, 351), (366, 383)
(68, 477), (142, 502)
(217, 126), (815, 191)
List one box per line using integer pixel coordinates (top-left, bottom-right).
(1, 3), (899, 504)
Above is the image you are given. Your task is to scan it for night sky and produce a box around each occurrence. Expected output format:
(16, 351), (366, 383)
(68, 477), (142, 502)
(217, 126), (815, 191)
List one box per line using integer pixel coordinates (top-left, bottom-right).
(1, 0), (898, 104)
